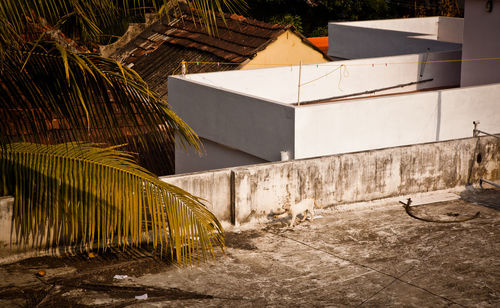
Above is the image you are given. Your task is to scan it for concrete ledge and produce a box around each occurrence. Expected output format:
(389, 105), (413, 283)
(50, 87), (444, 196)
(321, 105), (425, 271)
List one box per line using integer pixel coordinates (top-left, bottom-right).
(164, 168), (232, 222)
(0, 196), (15, 247)
(162, 136), (500, 225)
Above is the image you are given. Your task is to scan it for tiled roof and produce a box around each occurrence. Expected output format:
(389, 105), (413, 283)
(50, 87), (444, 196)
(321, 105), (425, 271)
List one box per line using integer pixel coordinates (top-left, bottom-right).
(116, 10), (322, 67)
(108, 10), (330, 101)
(307, 37), (328, 55)
(131, 43), (236, 98)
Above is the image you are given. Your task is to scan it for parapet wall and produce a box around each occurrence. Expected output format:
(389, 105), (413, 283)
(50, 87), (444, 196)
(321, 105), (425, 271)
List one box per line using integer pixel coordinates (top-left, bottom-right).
(1, 136), (498, 249)
(163, 136), (500, 225)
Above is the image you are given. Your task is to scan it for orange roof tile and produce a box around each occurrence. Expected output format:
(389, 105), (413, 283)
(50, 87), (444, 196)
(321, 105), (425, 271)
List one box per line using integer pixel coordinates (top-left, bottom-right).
(307, 36), (328, 54)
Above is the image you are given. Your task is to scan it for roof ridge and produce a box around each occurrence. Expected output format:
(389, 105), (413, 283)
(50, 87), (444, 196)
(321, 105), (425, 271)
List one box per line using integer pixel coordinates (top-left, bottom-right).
(172, 13), (288, 39)
(160, 19), (284, 50)
(165, 31), (255, 58)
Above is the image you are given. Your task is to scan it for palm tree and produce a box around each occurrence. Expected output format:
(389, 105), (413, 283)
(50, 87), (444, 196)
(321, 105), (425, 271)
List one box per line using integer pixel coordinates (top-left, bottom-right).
(0, 0), (246, 264)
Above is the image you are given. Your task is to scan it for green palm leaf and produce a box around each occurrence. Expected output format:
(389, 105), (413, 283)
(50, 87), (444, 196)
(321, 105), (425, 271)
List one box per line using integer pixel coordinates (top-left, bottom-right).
(1, 142), (224, 264)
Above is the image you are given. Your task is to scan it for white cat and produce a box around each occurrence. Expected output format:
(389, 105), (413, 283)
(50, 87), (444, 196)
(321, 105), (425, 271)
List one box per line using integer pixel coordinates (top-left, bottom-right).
(274, 198), (318, 227)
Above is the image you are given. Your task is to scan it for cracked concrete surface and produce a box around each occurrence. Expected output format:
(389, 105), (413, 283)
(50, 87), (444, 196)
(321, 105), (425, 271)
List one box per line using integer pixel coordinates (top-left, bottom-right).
(0, 188), (498, 307)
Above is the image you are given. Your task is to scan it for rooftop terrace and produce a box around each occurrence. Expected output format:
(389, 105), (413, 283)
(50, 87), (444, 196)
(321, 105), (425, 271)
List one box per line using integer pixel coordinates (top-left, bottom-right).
(1, 188), (498, 306)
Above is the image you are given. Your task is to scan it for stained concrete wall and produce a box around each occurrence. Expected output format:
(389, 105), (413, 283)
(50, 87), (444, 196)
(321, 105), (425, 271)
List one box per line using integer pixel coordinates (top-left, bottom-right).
(460, 0), (500, 87)
(162, 136), (500, 225)
(0, 197), (15, 247)
(1, 137), (498, 247)
(164, 168), (233, 223)
(328, 17), (462, 59)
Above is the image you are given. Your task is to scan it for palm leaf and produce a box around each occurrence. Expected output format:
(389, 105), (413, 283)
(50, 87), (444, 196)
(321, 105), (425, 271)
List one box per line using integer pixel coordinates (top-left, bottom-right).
(0, 0), (246, 261)
(0, 41), (201, 173)
(1, 142), (224, 263)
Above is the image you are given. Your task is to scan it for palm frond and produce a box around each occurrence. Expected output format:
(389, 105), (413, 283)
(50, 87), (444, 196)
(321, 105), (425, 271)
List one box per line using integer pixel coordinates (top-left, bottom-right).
(0, 0), (247, 261)
(1, 142), (224, 263)
(0, 41), (201, 172)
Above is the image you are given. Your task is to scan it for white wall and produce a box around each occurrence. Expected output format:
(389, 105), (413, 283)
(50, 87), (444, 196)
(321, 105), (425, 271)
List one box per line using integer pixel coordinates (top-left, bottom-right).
(461, 0), (500, 87)
(170, 70), (497, 173)
(170, 50), (463, 172)
(437, 17), (464, 43)
(331, 17), (441, 34)
(295, 83), (500, 159)
(169, 77), (295, 173)
(182, 51), (461, 105)
(328, 17), (462, 59)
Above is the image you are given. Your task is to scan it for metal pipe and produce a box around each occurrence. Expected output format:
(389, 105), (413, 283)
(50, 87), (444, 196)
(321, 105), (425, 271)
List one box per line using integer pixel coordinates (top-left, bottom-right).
(476, 130), (500, 139)
(296, 78), (434, 105)
(472, 121), (500, 139)
(480, 178), (500, 189)
(297, 60), (302, 106)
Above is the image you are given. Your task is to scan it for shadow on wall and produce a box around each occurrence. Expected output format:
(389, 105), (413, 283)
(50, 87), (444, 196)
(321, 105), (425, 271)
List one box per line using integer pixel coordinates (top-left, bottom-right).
(329, 25), (462, 59)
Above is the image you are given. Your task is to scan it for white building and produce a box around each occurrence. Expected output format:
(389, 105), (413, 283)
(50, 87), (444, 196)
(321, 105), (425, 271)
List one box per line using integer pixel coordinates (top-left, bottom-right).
(170, 0), (500, 174)
(460, 0), (500, 86)
(327, 16), (463, 60)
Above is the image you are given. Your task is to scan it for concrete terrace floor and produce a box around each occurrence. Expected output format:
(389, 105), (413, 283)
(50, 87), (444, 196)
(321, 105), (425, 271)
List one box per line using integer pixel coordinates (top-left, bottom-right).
(0, 187), (499, 307)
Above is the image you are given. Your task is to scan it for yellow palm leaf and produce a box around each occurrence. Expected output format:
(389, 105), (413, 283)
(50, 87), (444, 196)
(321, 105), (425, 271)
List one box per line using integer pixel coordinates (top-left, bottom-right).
(1, 142), (224, 264)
